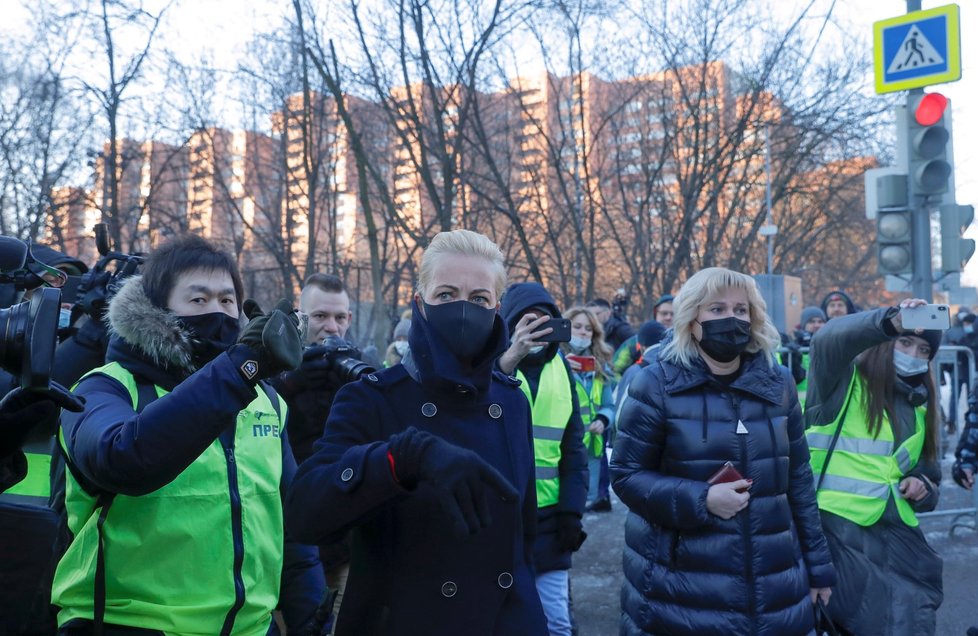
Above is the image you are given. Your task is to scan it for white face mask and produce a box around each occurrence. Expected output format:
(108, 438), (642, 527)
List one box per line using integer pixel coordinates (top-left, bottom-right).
(893, 349), (929, 377)
(59, 308), (72, 329)
(568, 336), (591, 352)
(393, 340), (409, 357)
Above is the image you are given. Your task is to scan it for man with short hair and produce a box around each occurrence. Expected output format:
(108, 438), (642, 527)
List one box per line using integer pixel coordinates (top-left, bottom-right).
(51, 234), (323, 634)
(302, 273), (353, 345)
(272, 272), (363, 630)
(586, 298), (634, 352)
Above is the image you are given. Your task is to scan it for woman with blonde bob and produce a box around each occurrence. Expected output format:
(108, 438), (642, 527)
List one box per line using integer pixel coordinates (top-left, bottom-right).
(287, 229), (548, 635)
(611, 267), (836, 636)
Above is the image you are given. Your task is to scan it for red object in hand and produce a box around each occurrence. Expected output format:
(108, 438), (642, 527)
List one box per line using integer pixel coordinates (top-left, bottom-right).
(707, 461), (750, 492)
(566, 354), (596, 372)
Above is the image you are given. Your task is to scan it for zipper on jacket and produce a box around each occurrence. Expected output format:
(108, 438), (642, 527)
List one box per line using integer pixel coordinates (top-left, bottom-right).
(219, 439), (247, 636)
(731, 394), (757, 635)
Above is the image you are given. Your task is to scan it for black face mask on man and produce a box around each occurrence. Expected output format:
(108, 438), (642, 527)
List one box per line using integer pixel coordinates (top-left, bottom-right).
(696, 316), (752, 363)
(422, 300), (496, 360)
(176, 312), (241, 367)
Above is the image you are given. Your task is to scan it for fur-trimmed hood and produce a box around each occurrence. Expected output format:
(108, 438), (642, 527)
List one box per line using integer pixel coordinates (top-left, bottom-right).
(106, 276), (201, 373)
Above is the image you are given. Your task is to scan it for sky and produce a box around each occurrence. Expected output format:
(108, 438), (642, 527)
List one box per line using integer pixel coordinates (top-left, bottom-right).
(3, 0), (976, 281)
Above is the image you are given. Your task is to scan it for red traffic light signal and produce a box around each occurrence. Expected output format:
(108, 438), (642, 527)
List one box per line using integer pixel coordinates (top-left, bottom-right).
(914, 92), (948, 126)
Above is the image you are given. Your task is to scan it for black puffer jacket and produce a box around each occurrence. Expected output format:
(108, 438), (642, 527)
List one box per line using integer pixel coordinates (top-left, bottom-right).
(611, 348), (835, 636)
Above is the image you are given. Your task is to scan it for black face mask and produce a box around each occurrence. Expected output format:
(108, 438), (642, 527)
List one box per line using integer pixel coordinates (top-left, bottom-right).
(696, 316), (752, 363)
(422, 300), (496, 360)
(176, 312), (241, 367)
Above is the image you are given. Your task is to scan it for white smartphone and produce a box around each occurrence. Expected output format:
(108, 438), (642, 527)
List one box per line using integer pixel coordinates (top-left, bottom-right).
(900, 304), (951, 330)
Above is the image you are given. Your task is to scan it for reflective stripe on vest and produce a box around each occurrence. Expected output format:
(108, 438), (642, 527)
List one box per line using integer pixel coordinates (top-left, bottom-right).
(576, 375), (605, 458)
(517, 358), (573, 508)
(807, 371), (926, 527)
(51, 362), (285, 635)
(0, 440), (53, 506)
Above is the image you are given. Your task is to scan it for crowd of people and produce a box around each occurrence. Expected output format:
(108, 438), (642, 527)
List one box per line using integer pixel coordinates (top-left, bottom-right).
(1, 228), (977, 636)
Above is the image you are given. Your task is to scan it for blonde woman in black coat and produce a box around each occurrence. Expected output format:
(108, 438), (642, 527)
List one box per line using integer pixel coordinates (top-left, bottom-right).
(611, 267), (835, 636)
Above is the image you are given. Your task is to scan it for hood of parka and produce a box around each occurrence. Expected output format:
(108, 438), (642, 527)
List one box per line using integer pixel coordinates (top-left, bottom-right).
(105, 275), (199, 375)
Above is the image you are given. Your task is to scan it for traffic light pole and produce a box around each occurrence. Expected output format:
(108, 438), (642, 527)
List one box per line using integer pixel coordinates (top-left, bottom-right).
(906, 0), (933, 301)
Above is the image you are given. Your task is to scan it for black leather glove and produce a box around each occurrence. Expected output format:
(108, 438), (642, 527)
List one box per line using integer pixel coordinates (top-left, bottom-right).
(233, 299), (303, 382)
(388, 427), (519, 537)
(0, 384), (86, 457)
(952, 460), (976, 489)
(277, 345), (333, 396)
(556, 512), (587, 552)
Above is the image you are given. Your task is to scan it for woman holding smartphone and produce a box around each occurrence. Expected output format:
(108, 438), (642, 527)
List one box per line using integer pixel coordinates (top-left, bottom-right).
(611, 267), (835, 636)
(560, 306), (618, 512)
(803, 298), (944, 635)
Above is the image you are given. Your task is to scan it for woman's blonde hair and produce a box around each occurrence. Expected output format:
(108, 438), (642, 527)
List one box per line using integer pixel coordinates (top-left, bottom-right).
(560, 306), (614, 381)
(660, 267), (781, 368)
(417, 229), (507, 298)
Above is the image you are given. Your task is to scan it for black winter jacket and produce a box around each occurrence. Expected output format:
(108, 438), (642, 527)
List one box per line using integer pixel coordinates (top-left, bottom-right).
(611, 348), (835, 636)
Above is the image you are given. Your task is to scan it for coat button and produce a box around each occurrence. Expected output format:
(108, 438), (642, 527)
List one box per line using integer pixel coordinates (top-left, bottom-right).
(340, 468), (354, 482)
(421, 402), (438, 417)
(366, 373), (379, 383)
(455, 384), (468, 394)
(497, 572), (513, 589)
(488, 404), (502, 419)
(441, 581), (457, 598)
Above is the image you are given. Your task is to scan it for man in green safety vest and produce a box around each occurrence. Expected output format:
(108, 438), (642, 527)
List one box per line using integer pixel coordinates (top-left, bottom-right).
(781, 305), (826, 407)
(499, 282), (588, 636)
(51, 235), (325, 636)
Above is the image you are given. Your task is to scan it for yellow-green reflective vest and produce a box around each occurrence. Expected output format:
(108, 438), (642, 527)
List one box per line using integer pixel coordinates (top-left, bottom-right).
(517, 358), (573, 508)
(0, 440), (53, 507)
(52, 362), (286, 635)
(779, 349), (810, 410)
(807, 371), (926, 527)
(575, 376), (605, 458)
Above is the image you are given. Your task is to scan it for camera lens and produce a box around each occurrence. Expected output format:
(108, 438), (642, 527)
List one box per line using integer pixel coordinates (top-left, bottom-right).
(0, 287), (58, 388)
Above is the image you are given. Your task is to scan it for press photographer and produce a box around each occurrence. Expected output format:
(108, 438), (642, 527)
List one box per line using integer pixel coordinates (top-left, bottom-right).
(0, 234), (86, 635)
(268, 273), (373, 628)
(52, 223), (144, 388)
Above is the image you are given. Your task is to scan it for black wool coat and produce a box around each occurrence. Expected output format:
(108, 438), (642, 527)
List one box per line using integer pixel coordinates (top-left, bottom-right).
(611, 348), (835, 636)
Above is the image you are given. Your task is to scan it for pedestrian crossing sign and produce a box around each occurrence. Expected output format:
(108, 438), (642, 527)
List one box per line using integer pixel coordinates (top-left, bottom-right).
(874, 4), (961, 94)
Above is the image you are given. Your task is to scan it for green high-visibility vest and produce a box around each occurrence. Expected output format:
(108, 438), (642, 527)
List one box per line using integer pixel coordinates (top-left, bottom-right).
(807, 371), (926, 527)
(575, 375), (605, 458)
(52, 362), (287, 635)
(0, 440), (53, 507)
(518, 358), (573, 508)
(780, 349), (811, 409)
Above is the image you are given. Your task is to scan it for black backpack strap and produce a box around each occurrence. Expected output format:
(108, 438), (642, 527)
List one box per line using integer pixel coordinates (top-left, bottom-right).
(258, 380), (282, 423)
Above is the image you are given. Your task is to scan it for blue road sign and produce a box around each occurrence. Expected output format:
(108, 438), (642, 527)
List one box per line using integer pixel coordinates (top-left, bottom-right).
(874, 4), (961, 94)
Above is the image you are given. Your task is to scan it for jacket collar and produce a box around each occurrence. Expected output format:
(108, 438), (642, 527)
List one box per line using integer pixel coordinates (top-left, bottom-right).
(406, 299), (508, 398)
(660, 350), (784, 404)
(104, 276), (199, 387)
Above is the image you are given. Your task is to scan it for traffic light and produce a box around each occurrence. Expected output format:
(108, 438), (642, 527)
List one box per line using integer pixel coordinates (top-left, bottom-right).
(940, 203), (975, 274)
(907, 92), (952, 197)
(875, 174), (912, 275)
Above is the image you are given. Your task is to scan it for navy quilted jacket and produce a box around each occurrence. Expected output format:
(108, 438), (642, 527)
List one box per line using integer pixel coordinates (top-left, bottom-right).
(611, 349), (835, 636)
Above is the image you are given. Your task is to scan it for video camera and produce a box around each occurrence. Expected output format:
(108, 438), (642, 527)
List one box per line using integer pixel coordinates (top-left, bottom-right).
(0, 236), (64, 389)
(72, 223), (144, 323)
(612, 287), (630, 320)
(320, 335), (375, 384)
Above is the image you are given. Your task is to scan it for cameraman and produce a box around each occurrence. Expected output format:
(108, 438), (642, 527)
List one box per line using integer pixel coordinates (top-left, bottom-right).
(269, 272), (361, 626)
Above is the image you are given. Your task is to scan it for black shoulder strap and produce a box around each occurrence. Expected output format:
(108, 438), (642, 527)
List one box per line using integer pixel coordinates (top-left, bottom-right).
(258, 380), (282, 423)
(815, 392), (853, 493)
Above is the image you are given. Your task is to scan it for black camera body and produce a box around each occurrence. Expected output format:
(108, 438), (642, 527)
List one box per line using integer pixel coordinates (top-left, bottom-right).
(0, 236), (62, 389)
(72, 223), (143, 322)
(321, 335), (375, 384)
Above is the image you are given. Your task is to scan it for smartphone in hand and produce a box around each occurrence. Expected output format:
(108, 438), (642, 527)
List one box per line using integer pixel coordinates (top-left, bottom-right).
(900, 304), (950, 330)
(536, 318), (572, 343)
(565, 354), (596, 372)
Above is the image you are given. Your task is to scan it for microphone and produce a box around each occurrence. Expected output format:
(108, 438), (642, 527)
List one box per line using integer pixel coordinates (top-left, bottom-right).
(0, 235), (29, 271)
